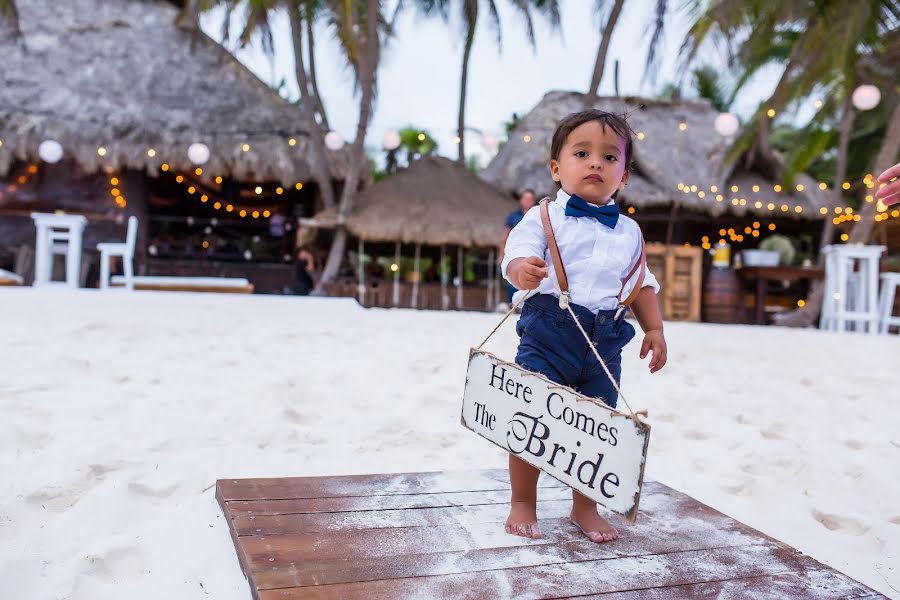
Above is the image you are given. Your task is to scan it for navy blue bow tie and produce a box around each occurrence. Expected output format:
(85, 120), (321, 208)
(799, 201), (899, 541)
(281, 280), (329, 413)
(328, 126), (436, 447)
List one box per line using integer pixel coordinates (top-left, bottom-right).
(564, 194), (619, 228)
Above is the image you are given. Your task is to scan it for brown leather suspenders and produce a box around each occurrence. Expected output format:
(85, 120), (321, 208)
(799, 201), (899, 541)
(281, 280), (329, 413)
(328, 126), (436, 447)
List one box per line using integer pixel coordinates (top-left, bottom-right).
(538, 197), (646, 311)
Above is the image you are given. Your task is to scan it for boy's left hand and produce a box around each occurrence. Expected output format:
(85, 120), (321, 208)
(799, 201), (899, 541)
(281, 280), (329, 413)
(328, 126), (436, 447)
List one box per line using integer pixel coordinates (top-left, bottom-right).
(640, 329), (667, 373)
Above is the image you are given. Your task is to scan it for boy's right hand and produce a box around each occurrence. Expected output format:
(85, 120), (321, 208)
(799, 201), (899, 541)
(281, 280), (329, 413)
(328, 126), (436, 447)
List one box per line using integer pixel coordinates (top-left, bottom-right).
(509, 256), (548, 290)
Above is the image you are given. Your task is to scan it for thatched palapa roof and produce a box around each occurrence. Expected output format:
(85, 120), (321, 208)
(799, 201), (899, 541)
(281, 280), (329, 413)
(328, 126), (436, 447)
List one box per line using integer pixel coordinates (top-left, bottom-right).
(0, 0), (347, 184)
(482, 91), (840, 220)
(315, 156), (514, 248)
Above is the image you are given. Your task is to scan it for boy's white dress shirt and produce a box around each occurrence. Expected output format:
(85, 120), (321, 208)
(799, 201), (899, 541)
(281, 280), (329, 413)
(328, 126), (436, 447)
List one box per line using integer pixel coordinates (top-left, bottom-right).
(501, 188), (660, 314)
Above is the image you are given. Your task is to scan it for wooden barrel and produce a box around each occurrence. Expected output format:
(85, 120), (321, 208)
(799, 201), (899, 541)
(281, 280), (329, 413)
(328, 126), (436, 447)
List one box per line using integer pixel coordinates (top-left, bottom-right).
(703, 268), (744, 323)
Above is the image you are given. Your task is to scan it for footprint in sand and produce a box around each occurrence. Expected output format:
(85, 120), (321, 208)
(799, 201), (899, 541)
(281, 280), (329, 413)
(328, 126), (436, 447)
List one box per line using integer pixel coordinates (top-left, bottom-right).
(889, 515), (900, 525)
(127, 480), (179, 499)
(811, 509), (869, 535)
(842, 464), (865, 479)
(722, 480), (754, 496)
(684, 429), (710, 440)
(760, 424), (783, 440)
(733, 414), (750, 425)
(656, 413), (678, 423)
(26, 462), (126, 511)
(281, 407), (309, 425)
(844, 439), (865, 450)
(15, 428), (52, 450)
(82, 546), (145, 582)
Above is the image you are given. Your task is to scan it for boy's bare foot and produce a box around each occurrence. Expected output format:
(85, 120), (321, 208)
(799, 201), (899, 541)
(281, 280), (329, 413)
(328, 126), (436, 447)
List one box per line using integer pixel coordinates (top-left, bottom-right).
(569, 506), (619, 543)
(505, 500), (542, 538)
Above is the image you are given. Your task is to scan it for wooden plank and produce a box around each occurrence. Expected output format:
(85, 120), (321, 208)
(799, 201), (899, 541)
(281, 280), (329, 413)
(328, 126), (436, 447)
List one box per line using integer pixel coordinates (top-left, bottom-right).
(224, 487), (572, 517)
(218, 469), (555, 502)
(576, 569), (878, 599)
(219, 471), (887, 600)
(242, 488), (766, 588)
(232, 499), (574, 536)
(255, 544), (823, 600)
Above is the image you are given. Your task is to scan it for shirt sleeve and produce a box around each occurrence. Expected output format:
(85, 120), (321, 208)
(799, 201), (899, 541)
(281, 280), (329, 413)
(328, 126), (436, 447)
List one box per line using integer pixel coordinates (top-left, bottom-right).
(621, 222), (661, 298)
(505, 211), (518, 229)
(501, 205), (546, 279)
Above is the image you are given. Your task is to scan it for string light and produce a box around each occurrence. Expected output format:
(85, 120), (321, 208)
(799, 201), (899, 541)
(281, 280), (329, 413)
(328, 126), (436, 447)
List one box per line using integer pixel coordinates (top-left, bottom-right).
(147, 148), (156, 157)
(679, 122), (687, 131)
(97, 147), (107, 156)
(288, 138), (297, 146)
(636, 132), (645, 140)
(523, 135), (532, 143)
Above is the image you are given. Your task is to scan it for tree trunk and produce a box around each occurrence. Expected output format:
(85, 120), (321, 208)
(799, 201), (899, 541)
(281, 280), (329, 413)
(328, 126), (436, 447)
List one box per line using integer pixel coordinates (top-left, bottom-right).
(819, 97), (854, 258)
(582, 0), (625, 109)
(848, 102), (900, 243)
(305, 0), (330, 130)
(773, 101), (900, 328)
(318, 0), (381, 287)
(457, 0), (478, 165)
(288, 3), (336, 211)
(176, 0), (200, 30)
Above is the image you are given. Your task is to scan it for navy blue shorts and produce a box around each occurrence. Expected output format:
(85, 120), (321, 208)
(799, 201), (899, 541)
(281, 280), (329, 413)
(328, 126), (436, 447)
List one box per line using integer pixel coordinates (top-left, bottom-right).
(515, 293), (636, 409)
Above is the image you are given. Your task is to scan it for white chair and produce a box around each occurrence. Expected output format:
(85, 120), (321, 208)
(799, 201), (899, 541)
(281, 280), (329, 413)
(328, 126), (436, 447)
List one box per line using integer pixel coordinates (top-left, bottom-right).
(878, 273), (900, 334)
(819, 244), (885, 333)
(97, 216), (138, 290)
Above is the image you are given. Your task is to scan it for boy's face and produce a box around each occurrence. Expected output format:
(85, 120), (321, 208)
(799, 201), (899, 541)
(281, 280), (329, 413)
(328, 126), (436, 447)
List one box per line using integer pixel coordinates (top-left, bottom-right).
(549, 120), (629, 205)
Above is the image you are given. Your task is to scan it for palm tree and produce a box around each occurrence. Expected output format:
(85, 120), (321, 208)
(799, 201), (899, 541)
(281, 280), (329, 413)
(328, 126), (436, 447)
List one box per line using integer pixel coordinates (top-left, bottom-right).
(583, 0), (669, 108)
(318, 0), (385, 286)
(412, 0), (560, 164)
(675, 0), (899, 325)
(0, 0), (20, 36)
(210, 0), (339, 211)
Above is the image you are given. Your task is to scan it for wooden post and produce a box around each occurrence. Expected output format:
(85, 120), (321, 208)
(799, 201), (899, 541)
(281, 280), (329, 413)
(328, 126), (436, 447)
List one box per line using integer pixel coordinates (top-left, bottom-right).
(392, 241), (401, 307)
(665, 202), (680, 247)
(456, 246), (464, 310)
(357, 238), (365, 305)
(486, 249), (495, 311)
(412, 243), (421, 309)
(440, 245), (449, 310)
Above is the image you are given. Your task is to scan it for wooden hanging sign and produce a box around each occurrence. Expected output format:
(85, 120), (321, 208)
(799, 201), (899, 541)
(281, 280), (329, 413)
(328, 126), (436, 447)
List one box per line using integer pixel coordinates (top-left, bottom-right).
(461, 349), (651, 522)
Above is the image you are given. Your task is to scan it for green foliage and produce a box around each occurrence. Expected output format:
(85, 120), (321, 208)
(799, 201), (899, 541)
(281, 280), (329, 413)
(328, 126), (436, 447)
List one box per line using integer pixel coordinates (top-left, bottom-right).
(398, 126), (437, 158)
(692, 65), (730, 112)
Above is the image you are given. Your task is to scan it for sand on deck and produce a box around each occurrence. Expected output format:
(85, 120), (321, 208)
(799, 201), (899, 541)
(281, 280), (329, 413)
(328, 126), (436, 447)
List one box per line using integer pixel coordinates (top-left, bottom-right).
(0, 288), (897, 599)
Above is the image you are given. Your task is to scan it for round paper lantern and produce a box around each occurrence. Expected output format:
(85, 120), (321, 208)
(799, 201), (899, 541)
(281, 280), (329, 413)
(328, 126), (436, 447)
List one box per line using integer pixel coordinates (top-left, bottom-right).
(38, 139), (64, 163)
(243, 249), (252, 260)
(148, 244), (158, 256)
(851, 85), (880, 111)
(188, 142), (210, 165)
(324, 131), (344, 150)
(383, 131), (401, 150)
(714, 113), (740, 137)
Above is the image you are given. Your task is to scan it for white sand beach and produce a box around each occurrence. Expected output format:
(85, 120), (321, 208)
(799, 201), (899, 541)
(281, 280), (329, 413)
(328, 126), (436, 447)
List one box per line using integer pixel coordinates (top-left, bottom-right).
(1, 288), (898, 599)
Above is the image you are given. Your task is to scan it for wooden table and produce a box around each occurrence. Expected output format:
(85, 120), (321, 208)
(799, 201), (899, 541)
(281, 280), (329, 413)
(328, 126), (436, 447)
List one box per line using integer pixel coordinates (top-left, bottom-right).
(217, 469), (885, 599)
(739, 266), (825, 325)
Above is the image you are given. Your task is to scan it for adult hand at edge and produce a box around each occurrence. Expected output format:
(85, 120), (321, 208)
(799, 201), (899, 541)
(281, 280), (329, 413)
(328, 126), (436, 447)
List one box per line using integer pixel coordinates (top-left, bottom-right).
(876, 162), (900, 207)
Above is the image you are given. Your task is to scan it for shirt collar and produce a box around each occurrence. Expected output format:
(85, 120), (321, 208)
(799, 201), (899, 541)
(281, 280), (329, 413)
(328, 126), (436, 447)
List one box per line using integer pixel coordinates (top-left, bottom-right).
(556, 187), (614, 207)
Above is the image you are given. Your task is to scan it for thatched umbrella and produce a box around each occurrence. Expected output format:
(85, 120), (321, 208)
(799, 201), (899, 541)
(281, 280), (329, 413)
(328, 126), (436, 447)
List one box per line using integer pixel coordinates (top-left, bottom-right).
(0, 0), (347, 185)
(482, 91), (840, 224)
(310, 155), (513, 309)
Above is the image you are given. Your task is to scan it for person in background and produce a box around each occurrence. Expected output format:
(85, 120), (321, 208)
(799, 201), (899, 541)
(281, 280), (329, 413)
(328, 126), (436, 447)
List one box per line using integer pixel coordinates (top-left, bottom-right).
(294, 246), (316, 296)
(499, 188), (538, 304)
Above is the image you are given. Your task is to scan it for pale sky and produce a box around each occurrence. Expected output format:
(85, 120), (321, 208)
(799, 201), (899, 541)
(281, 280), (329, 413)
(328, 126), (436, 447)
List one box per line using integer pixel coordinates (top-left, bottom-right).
(201, 1), (779, 164)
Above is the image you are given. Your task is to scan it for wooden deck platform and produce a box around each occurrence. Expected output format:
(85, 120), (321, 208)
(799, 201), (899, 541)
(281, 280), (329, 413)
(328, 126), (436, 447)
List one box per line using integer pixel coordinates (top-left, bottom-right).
(216, 470), (885, 599)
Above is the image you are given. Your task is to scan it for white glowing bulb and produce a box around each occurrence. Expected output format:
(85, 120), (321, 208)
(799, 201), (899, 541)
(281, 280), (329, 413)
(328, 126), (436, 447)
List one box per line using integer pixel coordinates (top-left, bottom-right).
(714, 113), (740, 137)
(383, 131), (401, 150)
(851, 85), (880, 111)
(481, 134), (499, 152)
(188, 142), (210, 165)
(324, 131), (344, 150)
(38, 139), (64, 163)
